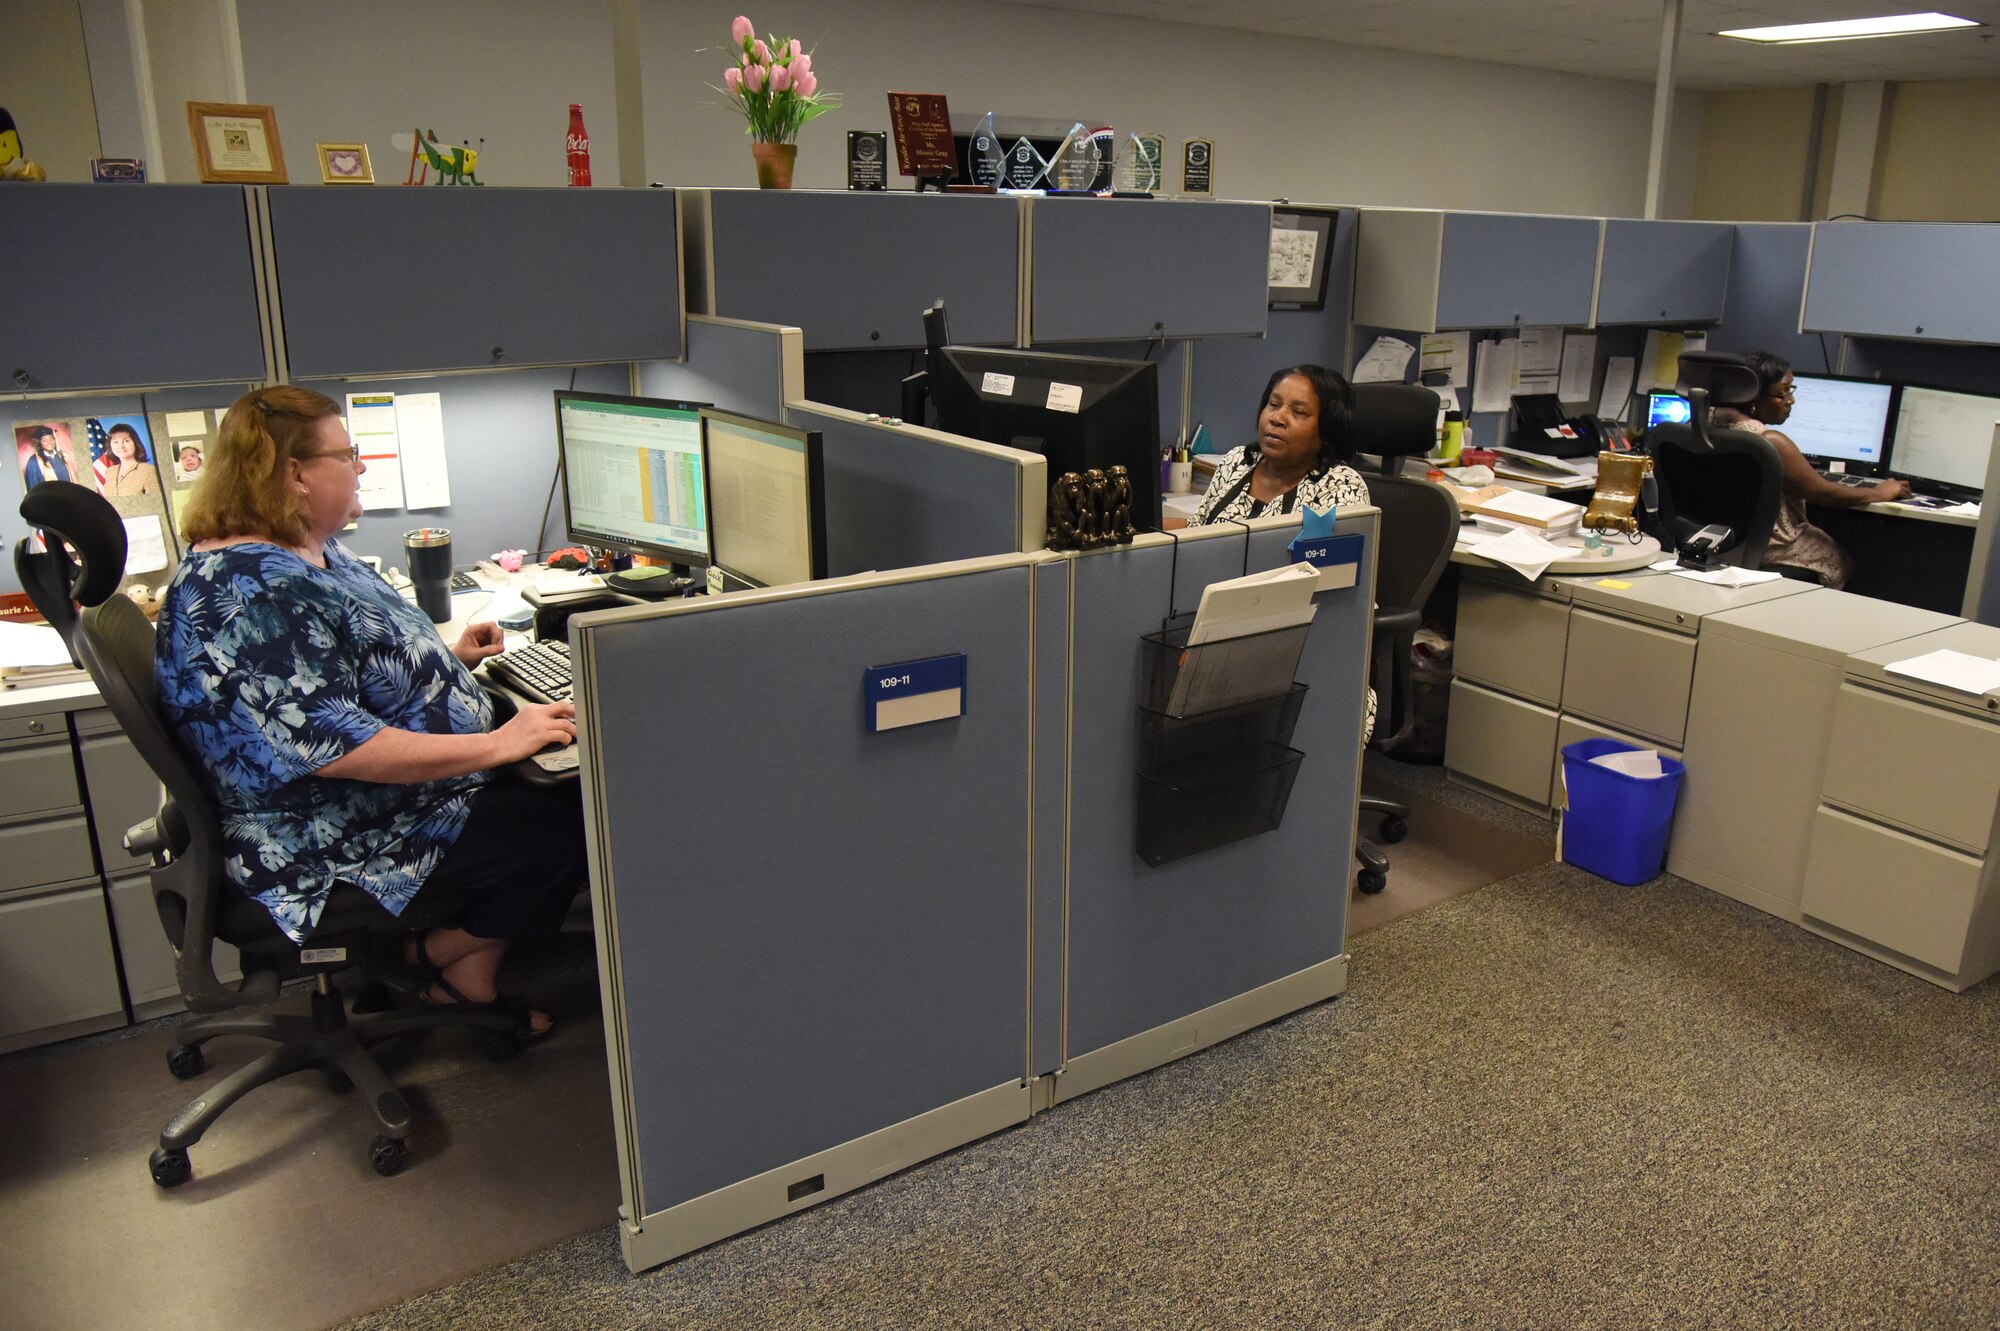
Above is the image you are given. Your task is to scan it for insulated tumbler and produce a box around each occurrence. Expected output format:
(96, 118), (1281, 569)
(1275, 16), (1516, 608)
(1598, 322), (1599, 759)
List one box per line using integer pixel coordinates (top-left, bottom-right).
(404, 527), (453, 622)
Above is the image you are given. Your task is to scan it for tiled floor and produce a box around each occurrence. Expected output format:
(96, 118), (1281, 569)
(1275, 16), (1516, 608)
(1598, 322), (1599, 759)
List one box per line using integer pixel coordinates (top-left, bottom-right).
(1, 774), (1551, 1331)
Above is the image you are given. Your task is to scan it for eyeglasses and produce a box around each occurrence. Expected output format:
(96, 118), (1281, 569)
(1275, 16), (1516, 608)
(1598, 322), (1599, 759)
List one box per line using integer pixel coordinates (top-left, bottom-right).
(1764, 385), (1796, 400)
(306, 445), (361, 464)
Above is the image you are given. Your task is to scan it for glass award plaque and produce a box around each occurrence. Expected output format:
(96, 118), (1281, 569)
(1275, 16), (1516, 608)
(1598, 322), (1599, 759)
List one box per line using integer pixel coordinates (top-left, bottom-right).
(1113, 133), (1162, 193)
(968, 112), (1004, 188)
(1003, 136), (1047, 190)
(1047, 123), (1104, 192)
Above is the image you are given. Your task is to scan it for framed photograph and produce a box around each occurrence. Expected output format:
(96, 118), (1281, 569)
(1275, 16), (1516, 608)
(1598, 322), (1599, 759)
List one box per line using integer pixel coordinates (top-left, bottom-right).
(1268, 207), (1337, 310)
(316, 142), (374, 184)
(89, 157), (146, 183)
(186, 101), (287, 184)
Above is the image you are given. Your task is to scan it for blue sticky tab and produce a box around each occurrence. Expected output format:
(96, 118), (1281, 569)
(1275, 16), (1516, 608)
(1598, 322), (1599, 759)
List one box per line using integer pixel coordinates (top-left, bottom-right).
(865, 654), (968, 733)
(1298, 503), (1337, 540)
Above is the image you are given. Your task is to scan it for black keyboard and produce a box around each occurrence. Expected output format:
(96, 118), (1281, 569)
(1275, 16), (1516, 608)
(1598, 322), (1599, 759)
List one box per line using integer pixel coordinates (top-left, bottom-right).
(1825, 472), (1878, 488)
(485, 639), (572, 703)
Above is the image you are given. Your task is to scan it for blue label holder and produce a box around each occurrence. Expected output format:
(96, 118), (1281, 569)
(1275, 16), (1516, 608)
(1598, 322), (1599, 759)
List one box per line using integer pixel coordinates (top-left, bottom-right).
(865, 653), (968, 732)
(1288, 531), (1363, 592)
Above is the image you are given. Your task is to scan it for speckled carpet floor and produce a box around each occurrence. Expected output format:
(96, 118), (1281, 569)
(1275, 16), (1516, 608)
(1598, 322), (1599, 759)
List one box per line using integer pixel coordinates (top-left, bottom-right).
(346, 860), (2000, 1331)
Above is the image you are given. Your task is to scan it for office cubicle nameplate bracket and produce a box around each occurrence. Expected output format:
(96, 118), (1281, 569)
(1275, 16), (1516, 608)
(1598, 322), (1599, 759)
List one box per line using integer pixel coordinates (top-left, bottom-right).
(1287, 532), (1363, 593)
(865, 653), (968, 732)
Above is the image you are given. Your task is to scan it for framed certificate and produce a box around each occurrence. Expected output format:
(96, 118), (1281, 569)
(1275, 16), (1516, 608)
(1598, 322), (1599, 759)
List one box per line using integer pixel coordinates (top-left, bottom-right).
(186, 102), (287, 184)
(1268, 207), (1337, 310)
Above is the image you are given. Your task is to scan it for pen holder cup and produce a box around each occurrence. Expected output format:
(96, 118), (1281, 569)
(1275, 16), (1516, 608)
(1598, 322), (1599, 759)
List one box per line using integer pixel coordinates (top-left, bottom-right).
(404, 528), (453, 623)
(1168, 461), (1194, 494)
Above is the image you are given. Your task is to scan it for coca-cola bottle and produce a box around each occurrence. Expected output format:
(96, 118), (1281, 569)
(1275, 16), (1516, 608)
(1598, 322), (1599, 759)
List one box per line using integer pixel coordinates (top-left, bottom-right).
(566, 103), (591, 186)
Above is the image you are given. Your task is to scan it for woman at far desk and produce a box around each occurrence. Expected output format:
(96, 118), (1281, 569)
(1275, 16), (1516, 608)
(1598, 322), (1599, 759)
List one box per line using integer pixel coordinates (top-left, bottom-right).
(156, 386), (587, 1037)
(1191, 364), (1368, 526)
(1714, 351), (1909, 589)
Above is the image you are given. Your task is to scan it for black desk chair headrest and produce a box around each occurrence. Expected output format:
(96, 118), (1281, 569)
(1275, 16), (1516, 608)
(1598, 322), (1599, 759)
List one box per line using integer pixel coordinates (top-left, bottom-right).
(1351, 383), (1441, 473)
(14, 481), (130, 660)
(1674, 351), (1761, 410)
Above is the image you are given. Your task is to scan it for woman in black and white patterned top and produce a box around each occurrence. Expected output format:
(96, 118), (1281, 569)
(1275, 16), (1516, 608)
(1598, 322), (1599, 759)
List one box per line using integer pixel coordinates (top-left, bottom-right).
(1191, 364), (1369, 526)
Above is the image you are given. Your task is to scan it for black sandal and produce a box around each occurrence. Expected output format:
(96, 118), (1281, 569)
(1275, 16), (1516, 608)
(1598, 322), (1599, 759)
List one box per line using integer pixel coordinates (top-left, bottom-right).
(420, 971), (555, 1044)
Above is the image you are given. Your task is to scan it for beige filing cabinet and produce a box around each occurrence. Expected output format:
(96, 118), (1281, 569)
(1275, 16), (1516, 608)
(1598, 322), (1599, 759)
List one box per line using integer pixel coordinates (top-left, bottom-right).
(1446, 567), (1595, 814)
(1670, 591), (1961, 923)
(1561, 575), (1817, 751)
(1802, 622), (2000, 991)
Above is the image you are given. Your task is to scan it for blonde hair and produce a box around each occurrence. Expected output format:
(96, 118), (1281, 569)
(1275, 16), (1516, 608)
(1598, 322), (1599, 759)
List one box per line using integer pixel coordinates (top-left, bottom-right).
(179, 386), (341, 547)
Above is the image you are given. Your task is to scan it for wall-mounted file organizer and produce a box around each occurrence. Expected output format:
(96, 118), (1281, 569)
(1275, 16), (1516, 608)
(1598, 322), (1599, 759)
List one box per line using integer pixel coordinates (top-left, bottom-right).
(1135, 621), (1311, 866)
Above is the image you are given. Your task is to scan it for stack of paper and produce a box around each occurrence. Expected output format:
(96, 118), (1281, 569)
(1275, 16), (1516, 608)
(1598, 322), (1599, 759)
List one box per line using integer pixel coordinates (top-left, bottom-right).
(1165, 563), (1322, 716)
(1461, 487), (1581, 538)
(1462, 527), (1571, 581)
(0, 621), (86, 689)
(1883, 649), (2000, 696)
(1187, 562), (1321, 645)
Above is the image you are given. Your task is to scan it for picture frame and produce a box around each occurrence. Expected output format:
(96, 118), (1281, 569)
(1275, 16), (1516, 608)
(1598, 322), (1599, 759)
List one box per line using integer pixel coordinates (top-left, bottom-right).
(186, 101), (287, 184)
(1267, 207), (1337, 310)
(316, 141), (374, 185)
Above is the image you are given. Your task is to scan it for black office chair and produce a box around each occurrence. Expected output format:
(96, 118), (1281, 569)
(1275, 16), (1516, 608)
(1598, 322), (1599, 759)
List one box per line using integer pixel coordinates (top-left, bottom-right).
(13, 480), (125, 663)
(16, 486), (520, 1188)
(1349, 384), (1461, 894)
(1644, 351), (1809, 578)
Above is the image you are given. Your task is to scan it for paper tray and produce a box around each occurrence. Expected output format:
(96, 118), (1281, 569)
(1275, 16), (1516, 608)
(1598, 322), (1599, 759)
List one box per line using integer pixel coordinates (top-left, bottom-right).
(1140, 622), (1309, 719)
(1135, 741), (1305, 867)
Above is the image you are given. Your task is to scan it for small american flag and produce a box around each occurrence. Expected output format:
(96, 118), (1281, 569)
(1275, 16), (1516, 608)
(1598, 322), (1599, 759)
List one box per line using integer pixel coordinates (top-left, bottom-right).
(85, 418), (113, 488)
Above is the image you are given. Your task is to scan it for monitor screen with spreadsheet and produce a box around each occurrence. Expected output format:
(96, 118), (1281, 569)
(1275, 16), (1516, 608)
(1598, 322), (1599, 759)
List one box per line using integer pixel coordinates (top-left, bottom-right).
(1785, 374), (1896, 472)
(555, 391), (712, 566)
(1890, 384), (2000, 499)
(701, 408), (827, 589)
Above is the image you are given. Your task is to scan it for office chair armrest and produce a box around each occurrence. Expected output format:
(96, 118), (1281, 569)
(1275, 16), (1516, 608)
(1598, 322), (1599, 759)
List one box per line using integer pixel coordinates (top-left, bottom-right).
(124, 816), (168, 860)
(1372, 606), (1421, 638)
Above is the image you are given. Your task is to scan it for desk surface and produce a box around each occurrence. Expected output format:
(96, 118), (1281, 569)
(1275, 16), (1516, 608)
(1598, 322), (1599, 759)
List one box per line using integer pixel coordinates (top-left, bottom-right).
(1856, 500), (1979, 528)
(1452, 532), (1662, 575)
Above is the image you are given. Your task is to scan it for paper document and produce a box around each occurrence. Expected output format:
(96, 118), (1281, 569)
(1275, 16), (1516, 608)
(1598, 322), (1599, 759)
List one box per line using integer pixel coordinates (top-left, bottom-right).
(346, 393), (406, 509)
(395, 392), (452, 510)
(1558, 334), (1597, 404)
(1419, 331), (1471, 388)
(1493, 446), (1593, 479)
(1472, 338), (1519, 413)
(0, 621), (74, 671)
(1186, 562), (1322, 646)
(1464, 527), (1569, 581)
(1669, 566), (1782, 587)
(121, 515), (169, 575)
(1352, 335), (1415, 385)
(1639, 331), (1684, 391)
(1516, 326), (1563, 396)
(1597, 357), (1637, 419)
(1883, 649), (2000, 696)
(1471, 488), (1578, 528)
(1592, 748), (1664, 779)
(531, 570), (607, 597)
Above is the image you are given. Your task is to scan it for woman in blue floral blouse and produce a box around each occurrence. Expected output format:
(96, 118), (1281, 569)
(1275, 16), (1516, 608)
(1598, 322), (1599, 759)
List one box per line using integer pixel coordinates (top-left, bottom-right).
(156, 386), (584, 1036)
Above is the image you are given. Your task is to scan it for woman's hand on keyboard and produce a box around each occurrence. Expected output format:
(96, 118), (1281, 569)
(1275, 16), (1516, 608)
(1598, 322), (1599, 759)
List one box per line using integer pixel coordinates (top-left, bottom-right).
(492, 700), (577, 764)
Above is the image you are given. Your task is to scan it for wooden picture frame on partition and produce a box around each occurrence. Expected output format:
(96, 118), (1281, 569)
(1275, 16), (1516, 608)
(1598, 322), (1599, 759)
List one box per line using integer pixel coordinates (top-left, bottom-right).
(1268, 207), (1336, 310)
(316, 142), (374, 184)
(186, 102), (287, 184)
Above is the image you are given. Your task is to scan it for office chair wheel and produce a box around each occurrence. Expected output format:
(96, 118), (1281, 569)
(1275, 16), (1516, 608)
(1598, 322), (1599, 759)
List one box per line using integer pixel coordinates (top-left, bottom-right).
(1377, 815), (1408, 845)
(149, 1146), (192, 1188)
(1357, 868), (1388, 895)
(165, 1042), (205, 1080)
(369, 1134), (410, 1178)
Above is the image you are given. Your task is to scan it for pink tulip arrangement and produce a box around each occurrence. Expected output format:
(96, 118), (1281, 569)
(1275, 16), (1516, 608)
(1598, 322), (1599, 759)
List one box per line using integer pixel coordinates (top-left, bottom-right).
(718, 14), (838, 144)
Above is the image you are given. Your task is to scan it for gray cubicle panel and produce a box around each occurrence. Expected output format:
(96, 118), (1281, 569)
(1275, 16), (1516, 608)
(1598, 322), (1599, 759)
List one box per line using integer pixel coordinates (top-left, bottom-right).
(701, 191), (1020, 351)
(1028, 198), (1270, 344)
(268, 187), (682, 377)
(0, 184), (267, 391)
(1354, 209), (1602, 332)
(1051, 515), (1375, 1102)
(1595, 220), (1733, 325)
(636, 315), (803, 423)
(786, 402), (1045, 573)
(1189, 208), (1357, 445)
(1802, 222), (2000, 345)
(1705, 223), (1823, 372)
(296, 363), (630, 567)
(571, 554), (1048, 1270)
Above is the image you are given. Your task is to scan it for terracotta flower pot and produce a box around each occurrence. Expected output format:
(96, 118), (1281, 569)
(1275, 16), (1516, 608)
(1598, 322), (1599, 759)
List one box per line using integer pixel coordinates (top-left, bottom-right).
(751, 142), (797, 189)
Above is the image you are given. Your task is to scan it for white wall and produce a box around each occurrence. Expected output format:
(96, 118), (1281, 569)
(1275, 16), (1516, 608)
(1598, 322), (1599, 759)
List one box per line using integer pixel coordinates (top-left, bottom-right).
(2, 0), (102, 182)
(222, 0), (1678, 216)
(642, 1), (1667, 214)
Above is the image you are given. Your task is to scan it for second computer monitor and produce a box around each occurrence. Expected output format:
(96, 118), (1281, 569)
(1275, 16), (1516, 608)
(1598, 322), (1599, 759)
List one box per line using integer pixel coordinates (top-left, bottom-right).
(1785, 374), (1896, 473)
(702, 408), (828, 589)
(555, 391), (712, 565)
(1891, 384), (2000, 500)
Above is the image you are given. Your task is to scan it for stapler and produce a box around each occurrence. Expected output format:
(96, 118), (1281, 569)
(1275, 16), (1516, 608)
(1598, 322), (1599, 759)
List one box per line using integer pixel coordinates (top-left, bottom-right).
(1676, 523), (1732, 571)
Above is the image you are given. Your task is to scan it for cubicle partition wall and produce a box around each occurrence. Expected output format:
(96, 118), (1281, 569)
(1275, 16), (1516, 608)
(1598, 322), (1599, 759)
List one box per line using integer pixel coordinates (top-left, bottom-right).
(1050, 516), (1375, 1098)
(786, 402), (1047, 573)
(573, 554), (1049, 1271)
(635, 315), (803, 422)
(1026, 198), (1271, 345)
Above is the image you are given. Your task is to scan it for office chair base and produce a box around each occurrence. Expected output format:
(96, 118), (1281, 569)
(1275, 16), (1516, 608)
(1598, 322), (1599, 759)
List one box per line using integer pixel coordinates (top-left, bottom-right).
(1358, 796), (1409, 844)
(1356, 839), (1389, 895)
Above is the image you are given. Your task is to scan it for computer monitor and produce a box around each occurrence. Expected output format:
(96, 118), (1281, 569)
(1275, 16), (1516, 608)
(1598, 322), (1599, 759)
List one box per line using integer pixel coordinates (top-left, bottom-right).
(1785, 373), (1896, 474)
(701, 407), (828, 589)
(554, 390), (711, 566)
(927, 345), (1162, 529)
(1890, 384), (2000, 500)
(1645, 392), (1691, 430)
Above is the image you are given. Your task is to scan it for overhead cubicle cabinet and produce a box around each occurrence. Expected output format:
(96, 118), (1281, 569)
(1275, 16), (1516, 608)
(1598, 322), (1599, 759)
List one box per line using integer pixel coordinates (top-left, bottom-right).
(698, 191), (1020, 351)
(1802, 222), (2000, 344)
(268, 187), (682, 377)
(1353, 209), (1602, 332)
(1595, 220), (1733, 325)
(1027, 198), (1269, 343)
(0, 184), (267, 392)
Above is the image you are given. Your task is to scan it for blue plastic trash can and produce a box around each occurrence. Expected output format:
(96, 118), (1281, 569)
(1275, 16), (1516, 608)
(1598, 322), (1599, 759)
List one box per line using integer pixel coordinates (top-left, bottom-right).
(1558, 738), (1685, 885)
